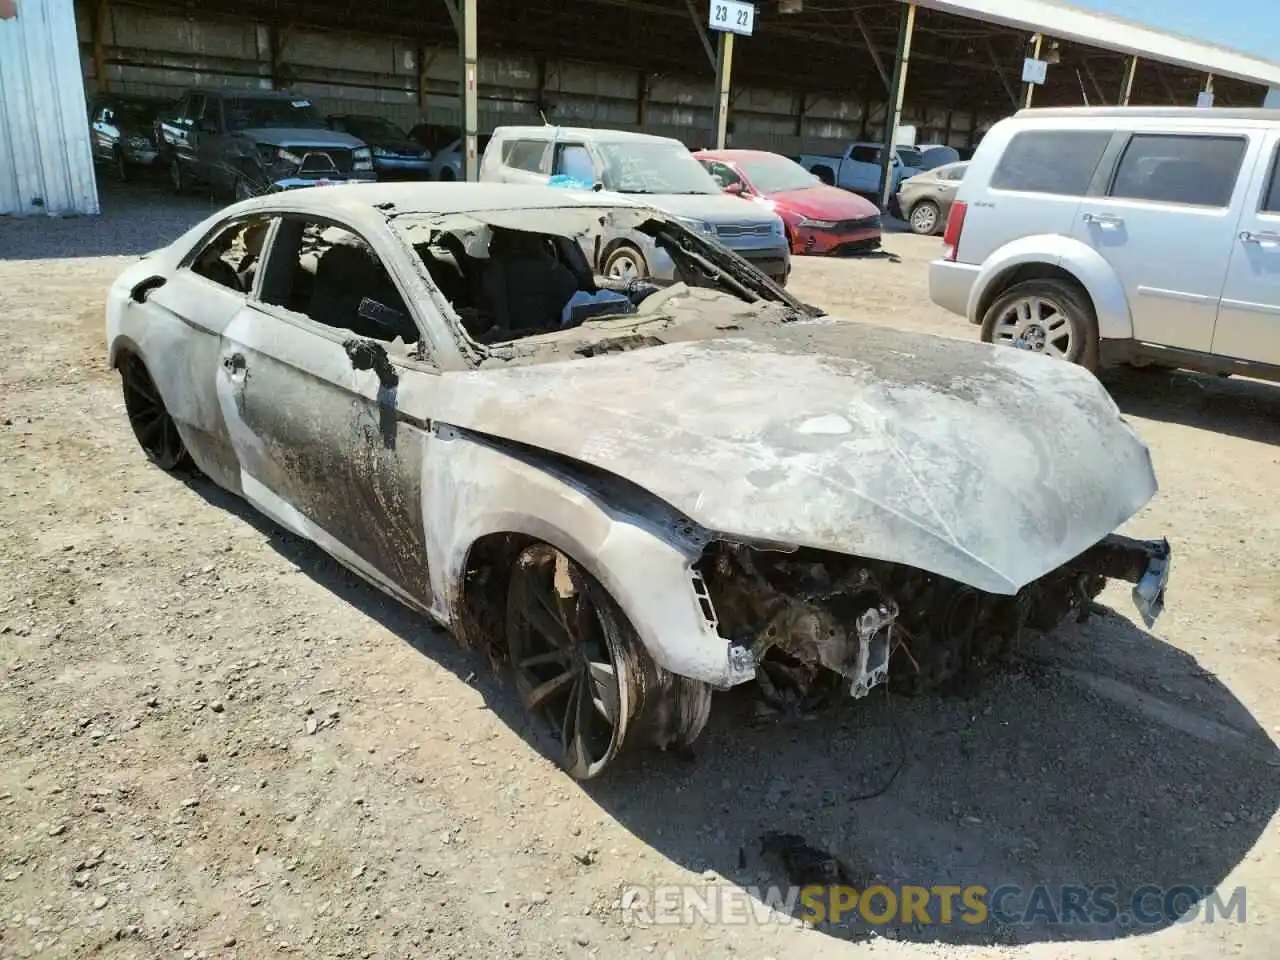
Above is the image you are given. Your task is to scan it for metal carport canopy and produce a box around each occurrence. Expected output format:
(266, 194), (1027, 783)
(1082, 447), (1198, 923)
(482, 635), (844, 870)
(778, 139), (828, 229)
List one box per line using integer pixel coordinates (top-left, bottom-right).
(911, 0), (1280, 88)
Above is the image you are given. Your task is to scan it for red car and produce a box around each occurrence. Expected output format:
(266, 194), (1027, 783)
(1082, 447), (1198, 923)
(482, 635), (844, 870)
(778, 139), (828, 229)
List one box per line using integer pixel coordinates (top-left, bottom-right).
(694, 148), (883, 256)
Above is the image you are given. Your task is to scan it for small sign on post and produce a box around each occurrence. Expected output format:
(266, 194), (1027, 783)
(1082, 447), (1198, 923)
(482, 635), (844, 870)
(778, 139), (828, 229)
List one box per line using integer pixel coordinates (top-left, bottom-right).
(709, 0), (755, 37)
(1196, 90), (1215, 108)
(1022, 58), (1048, 85)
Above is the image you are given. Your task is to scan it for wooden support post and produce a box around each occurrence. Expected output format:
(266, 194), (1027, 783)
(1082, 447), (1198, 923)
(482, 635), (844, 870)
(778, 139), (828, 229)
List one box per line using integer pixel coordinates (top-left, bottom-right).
(712, 31), (734, 149)
(1120, 56), (1138, 106)
(1023, 33), (1042, 109)
(93, 0), (110, 94)
(461, 0), (478, 181)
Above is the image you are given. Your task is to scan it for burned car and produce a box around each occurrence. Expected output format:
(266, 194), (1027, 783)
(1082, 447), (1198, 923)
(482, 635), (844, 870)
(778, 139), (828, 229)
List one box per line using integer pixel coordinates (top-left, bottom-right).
(106, 184), (1170, 779)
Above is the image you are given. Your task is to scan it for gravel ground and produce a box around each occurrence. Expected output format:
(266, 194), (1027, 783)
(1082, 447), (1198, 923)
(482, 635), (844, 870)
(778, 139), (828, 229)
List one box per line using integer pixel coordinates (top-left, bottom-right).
(1, 177), (1278, 960)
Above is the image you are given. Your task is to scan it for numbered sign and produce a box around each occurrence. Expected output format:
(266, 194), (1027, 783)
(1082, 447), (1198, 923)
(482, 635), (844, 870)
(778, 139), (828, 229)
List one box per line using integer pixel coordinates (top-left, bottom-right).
(709, 0), (755, 37)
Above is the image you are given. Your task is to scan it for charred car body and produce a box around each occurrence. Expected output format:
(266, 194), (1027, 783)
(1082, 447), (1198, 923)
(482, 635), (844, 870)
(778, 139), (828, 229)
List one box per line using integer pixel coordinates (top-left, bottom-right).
(106, 184), (1171, 779)
(156, 89), (375, 201)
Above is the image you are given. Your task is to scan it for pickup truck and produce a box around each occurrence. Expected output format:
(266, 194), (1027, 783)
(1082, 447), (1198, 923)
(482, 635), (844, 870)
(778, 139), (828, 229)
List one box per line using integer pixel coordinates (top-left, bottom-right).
(797, 142), (924, 202)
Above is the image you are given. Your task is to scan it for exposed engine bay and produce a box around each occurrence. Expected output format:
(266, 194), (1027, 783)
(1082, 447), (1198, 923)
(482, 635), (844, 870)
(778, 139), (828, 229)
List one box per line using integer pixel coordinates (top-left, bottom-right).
(696, 534), (1170, 712)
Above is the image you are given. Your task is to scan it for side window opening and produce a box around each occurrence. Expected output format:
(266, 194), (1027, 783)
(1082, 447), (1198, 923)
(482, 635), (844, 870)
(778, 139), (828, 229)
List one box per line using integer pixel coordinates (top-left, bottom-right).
(990, 129), (1112, 196)
(409, 226), (637, 344)
(706, 161), (743, 190)
(503, 139), (547, 173)
(553, 143), (595, 183)
(850, 145), (880, 164)
(1108, 134), (1246, 208)
(189, 216), (274, 293)
(1264, 145), (1280, 214)
(260, 219), (420, 345)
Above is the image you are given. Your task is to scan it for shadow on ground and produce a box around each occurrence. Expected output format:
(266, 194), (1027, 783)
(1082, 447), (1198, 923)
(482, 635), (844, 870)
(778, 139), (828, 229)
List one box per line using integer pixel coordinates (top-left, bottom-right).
(0, 174), (218, 261)
(178, 472), (1280, 949)
(1104, 367), (1280, 446)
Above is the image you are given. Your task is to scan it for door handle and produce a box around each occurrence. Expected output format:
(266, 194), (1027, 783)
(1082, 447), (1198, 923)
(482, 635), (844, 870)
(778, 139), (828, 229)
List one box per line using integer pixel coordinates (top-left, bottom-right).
(223, 353), (246, 374)
(1240, 230), (1280, 246)
(1082, 213), (1124, 227)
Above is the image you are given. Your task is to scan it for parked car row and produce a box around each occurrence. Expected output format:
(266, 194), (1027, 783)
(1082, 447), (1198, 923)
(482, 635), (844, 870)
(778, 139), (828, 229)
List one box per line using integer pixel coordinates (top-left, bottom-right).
(87, 88), (490, 193)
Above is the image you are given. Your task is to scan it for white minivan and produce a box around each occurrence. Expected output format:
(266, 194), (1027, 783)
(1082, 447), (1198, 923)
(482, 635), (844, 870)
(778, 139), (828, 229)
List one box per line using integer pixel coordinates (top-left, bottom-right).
(929, 107), (1280, 381)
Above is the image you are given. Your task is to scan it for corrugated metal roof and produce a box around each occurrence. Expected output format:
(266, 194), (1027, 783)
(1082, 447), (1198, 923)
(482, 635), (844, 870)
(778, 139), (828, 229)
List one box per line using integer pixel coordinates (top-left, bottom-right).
(914, 0), (1280, 88)
(0, 0), (99, 216)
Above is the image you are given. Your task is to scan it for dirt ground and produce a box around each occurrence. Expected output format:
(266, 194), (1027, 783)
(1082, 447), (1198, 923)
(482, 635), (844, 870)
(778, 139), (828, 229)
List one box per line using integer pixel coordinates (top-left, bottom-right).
(1, 179), (1278, 960)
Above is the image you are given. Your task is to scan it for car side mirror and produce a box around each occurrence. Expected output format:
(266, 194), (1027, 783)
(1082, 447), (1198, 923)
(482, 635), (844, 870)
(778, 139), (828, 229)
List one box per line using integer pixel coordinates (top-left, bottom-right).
(724, 182), (745, 196)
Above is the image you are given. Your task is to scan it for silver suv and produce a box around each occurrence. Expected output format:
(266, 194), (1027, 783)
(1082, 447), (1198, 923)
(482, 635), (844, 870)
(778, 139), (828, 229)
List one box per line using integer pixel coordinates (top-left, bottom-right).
(480, 126), (790, 286)
(929, 107), (1280, 381)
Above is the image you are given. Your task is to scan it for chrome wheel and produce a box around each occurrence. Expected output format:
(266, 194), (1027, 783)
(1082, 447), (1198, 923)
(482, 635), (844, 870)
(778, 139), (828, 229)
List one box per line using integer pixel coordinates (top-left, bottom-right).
(991, 294), (1077, 360)
(506, 546), (629, 780)
(119, 353), (188, 470)
(909, 201), (939, 235)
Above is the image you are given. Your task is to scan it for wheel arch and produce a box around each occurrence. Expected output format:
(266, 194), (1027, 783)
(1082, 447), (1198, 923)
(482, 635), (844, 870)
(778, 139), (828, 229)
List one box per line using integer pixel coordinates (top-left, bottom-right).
(426, 428), (736, 688)
(966, 236), (1132, 340)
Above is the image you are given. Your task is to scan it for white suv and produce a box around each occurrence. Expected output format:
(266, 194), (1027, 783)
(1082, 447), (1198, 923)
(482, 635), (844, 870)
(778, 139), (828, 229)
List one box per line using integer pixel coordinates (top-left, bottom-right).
(929, 107), (1280, 381)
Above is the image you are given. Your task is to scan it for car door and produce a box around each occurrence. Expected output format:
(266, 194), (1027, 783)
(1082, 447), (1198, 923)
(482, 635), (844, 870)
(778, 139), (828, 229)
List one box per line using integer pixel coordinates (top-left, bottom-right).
(131, 214), (276, 488)
(90, 105), (114, 161)
(842, 145), (880, 193)
(215, 215), (438, 611)
(1073, 130), (1254, 353)
(1213, 132), (1280, 366)
(192, 96), (232, 184)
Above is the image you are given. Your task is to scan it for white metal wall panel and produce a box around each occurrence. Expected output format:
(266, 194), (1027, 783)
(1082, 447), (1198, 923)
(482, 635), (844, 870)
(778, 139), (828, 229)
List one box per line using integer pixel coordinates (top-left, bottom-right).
(0, 0), (99, 216)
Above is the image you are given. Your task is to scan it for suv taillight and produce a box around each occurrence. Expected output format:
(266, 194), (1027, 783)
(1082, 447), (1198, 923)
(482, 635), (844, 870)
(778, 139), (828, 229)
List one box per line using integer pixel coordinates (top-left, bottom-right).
(941, 200), (967, 262)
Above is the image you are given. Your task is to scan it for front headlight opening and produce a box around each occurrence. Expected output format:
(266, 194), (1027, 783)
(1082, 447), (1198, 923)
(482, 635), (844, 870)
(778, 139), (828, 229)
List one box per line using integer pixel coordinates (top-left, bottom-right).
(353, 147), (374, 172)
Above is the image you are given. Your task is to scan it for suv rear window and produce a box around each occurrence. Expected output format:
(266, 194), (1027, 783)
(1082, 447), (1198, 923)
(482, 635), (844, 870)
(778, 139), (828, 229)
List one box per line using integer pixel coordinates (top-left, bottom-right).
(990, 130), (1111, 196)
(1109, 134), (1246, 207)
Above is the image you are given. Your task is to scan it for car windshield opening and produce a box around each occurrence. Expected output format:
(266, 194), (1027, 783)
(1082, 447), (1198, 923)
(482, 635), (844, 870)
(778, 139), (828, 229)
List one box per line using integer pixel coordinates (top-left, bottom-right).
(737, 155), (821, 193)
(345, 117), (409, 141)
(597, 142), (721, 195)
(225, 97), (327, 131)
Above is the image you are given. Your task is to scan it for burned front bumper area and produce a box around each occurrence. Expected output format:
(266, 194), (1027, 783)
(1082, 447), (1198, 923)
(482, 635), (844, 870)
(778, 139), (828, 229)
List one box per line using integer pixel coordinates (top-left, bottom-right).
(696, 534), (1170, 708)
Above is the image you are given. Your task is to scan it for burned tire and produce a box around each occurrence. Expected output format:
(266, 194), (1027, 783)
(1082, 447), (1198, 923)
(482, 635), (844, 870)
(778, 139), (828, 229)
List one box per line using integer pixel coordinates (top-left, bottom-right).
(602, 244), (648, 282)
(505, 544), (709, 779)
(118, 352), (190, 471)
(981, 278), (1100, 371)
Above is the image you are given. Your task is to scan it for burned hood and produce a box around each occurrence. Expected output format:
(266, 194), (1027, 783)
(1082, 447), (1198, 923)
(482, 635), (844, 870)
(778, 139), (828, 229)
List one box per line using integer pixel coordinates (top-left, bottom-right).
(438, 320), (1158, 595)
